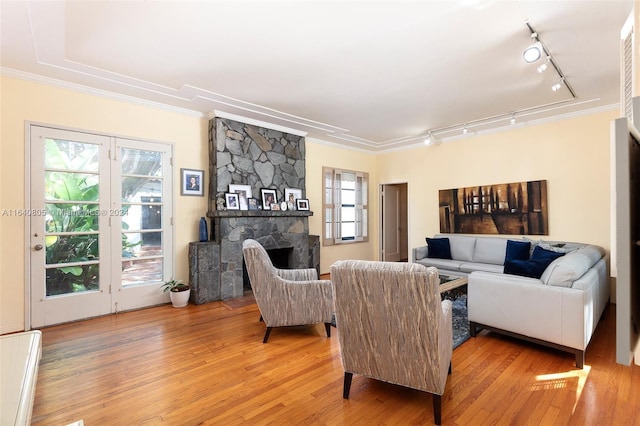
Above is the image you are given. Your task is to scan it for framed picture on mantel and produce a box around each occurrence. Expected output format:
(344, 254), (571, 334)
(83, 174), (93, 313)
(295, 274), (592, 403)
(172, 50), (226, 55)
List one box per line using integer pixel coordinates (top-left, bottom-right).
(261, 188), (277, 210)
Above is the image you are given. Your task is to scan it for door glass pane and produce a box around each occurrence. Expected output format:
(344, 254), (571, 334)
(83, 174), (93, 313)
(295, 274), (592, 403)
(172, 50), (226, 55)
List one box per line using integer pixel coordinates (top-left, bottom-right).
(121, 145), (165, 287)
(46, 265), (99, 296)
(44, 138), (101, 297)
(121, 148), (163, 176)
(46, 204), (100, 232)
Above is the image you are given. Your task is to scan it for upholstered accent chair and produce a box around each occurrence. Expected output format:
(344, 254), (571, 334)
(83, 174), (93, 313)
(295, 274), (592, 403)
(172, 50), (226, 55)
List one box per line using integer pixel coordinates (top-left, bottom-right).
(330, 260), (453, 425)
(242, 239), (334, 343)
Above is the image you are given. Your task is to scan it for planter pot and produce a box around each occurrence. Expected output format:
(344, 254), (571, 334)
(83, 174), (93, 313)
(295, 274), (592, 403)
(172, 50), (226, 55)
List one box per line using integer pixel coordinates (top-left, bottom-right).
(169, 288), (190, 308)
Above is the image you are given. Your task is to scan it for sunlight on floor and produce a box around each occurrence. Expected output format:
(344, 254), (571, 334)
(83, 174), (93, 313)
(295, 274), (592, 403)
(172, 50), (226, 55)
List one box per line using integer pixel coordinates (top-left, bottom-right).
(531, 365), (591, 413)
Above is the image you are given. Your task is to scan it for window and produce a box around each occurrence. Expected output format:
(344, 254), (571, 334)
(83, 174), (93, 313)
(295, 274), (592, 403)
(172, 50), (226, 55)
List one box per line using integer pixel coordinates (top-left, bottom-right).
(323, 167), (368, 245)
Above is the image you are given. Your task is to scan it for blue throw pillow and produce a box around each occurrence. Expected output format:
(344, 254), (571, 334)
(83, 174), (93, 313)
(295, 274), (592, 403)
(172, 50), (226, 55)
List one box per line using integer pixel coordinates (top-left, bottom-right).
(504, 240), (531, 265)
(504, 259), (543, 278)
(530, 245), (565, 264)
(505, 246), (565, 279)
(426, 237), (452, 259)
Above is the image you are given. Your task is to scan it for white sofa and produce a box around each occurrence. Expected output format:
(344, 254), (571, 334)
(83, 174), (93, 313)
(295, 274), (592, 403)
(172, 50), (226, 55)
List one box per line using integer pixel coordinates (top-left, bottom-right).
(412, 233), (609, 367)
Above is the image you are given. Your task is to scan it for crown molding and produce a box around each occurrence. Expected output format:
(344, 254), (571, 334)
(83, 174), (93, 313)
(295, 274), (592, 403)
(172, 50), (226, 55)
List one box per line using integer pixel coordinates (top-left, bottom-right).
(1, 67), (205, 118)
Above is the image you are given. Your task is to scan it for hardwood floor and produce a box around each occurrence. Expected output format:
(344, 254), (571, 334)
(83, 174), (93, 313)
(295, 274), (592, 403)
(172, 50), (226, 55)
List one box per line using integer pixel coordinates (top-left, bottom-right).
(32, 297), (640, 425)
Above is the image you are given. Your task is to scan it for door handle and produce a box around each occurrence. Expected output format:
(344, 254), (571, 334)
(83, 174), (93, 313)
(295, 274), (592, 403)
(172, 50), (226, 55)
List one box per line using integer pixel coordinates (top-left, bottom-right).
(34, 244), (43, 251)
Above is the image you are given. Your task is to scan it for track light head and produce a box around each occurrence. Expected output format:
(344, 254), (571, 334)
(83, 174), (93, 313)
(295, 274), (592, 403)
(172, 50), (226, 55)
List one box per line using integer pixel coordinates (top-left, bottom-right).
(424, 132), (433, 145)
(523, 41), (543, 63)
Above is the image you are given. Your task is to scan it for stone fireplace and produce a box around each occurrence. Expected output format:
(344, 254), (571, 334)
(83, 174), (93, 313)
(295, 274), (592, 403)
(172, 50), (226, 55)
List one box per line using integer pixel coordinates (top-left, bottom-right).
(188, 117), (319, 304)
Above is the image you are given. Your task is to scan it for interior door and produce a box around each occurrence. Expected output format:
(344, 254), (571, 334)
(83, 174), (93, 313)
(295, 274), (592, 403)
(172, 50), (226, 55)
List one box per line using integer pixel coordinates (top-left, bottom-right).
(29, 126), (112, 327)
(382, 184), (401, 261)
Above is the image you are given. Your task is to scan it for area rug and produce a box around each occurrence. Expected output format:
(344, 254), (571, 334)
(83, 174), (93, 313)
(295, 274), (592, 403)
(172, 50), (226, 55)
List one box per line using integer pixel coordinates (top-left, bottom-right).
(450, 294), (470, 349)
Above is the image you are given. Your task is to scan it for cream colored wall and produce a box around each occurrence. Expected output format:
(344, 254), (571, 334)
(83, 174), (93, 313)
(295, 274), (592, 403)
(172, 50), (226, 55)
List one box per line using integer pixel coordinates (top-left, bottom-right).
(305, 141), (378, 274)
(0, 73), (619, 333)
(0, 76), (207, 333)
(377, 110), (617, 255)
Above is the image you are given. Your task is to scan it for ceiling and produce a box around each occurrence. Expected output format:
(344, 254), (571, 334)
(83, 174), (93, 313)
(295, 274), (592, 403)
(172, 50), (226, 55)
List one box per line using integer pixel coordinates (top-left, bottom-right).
(0, 1), (634, 151)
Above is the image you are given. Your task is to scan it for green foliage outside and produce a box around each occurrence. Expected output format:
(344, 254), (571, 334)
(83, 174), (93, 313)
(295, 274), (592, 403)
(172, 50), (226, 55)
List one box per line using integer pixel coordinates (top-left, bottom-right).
(45, 140), (140, 296)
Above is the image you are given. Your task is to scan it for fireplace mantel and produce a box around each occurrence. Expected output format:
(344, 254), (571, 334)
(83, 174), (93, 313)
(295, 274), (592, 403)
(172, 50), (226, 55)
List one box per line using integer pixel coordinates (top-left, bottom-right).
(207, 210), (313, 218)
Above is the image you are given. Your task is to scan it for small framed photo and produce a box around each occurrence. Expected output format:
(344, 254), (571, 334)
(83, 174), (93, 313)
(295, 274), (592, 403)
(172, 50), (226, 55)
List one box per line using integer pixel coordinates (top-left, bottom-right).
(261, 188), (277, 210)
(181, 168), (204, 196)
(296, 198), (310, 211)
(285, 188), (302, 209)
(229, 184), (252, 210)
(248, 197), (259, 210)
(271, 203), (281, 211)
(225, 192), (240, 210)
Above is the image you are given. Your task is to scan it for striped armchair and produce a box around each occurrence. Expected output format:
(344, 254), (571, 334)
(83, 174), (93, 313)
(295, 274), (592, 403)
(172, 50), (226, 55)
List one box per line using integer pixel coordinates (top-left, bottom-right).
(330, 260), (453, 425)
(242, 239), (334, 343)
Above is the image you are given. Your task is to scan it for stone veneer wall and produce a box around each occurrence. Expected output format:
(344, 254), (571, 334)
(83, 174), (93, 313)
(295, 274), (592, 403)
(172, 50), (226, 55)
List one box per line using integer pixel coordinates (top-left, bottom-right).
(186, 117), (317, 302)
(208, 117), (306, 211)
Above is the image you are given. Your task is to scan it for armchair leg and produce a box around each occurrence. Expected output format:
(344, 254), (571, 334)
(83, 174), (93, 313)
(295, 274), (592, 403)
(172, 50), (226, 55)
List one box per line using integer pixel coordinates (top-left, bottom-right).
(343, 372), (353, 399)
(432, 394), (442, 425)
(324, 322), (331, 338)
(263, 327), (272, 343)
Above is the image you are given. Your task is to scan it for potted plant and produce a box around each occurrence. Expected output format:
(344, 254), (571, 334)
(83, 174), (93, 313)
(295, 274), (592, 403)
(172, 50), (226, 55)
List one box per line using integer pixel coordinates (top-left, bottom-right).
(161, 279), (190, 308)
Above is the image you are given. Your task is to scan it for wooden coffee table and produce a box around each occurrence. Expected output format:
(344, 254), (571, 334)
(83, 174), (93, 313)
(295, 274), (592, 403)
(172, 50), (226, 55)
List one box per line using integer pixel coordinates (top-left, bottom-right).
(439, 274), (468, 293)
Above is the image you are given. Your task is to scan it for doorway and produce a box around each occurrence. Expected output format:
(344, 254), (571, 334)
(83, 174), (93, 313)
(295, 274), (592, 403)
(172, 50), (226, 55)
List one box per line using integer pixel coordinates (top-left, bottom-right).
(28, 125), (174, 327)
(380, 183), (408, 262)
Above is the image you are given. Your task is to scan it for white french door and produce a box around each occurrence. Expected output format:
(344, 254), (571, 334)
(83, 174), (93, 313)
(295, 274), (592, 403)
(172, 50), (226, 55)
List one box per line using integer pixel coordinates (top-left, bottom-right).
(29, 125), (173, 327)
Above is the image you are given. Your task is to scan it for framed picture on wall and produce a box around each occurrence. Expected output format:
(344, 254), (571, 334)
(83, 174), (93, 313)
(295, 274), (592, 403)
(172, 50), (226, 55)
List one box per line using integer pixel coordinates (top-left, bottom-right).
(261, 188), (277, 210)
(180, 168), (204, 196)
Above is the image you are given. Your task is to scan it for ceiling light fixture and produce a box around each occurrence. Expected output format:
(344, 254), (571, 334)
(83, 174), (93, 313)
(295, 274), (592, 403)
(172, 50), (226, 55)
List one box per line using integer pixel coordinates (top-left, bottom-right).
(510, 114), (516, 125)
(424, 132), (433, 145)
(462, 125), (469, 135)
(537, 58), (549, 73)
(523, 33), (543, 63)
(524, 21), (576, 99)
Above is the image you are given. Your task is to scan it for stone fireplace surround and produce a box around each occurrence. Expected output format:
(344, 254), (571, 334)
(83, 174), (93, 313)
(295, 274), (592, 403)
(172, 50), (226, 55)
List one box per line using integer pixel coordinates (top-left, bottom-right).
(188, 117), (319, 304)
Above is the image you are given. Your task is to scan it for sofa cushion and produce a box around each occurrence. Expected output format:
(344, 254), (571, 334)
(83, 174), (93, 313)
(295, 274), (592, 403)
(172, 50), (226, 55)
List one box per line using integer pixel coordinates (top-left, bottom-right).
(441, 234), (476, 262)
(426, 237), (452, 259)
(415, 258), (464, 272)
(504, 240), (532, 264)
(540, 245), (604, 287)
(504, 246), (565, 279)
(503, 259), (547, 278)
(473, 237), (508, 265)
(460, 262), (504, 274)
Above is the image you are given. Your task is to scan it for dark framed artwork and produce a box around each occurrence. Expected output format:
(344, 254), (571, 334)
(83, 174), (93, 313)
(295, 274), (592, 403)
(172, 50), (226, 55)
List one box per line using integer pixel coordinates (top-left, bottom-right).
(438, 180), (548, 235)
(296, 198), (310, 211)
(180, 168), (204, 196)
(261, 188), (277, 210)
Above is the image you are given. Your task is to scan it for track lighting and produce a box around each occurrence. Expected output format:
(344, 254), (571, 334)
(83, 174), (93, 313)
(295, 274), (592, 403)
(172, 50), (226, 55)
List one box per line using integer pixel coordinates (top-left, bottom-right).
(551, 79), (564, 92)
(523, 33), (543, 63)
(424, 132), (433, 145)
(537, 62), (548, 73)
(462, 125), (468, 135)
(510, 114), (516, 125)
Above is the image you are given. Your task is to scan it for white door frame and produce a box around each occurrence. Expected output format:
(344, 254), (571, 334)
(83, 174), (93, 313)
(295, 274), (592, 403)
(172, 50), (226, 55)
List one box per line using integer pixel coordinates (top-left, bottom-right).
(24, 122), (174, 329)
(379, 182), (409, 261)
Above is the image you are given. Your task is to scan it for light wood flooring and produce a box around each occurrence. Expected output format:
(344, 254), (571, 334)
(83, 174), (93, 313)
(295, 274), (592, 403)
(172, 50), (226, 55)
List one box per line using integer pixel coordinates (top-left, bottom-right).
(31, 295), (640, 425)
